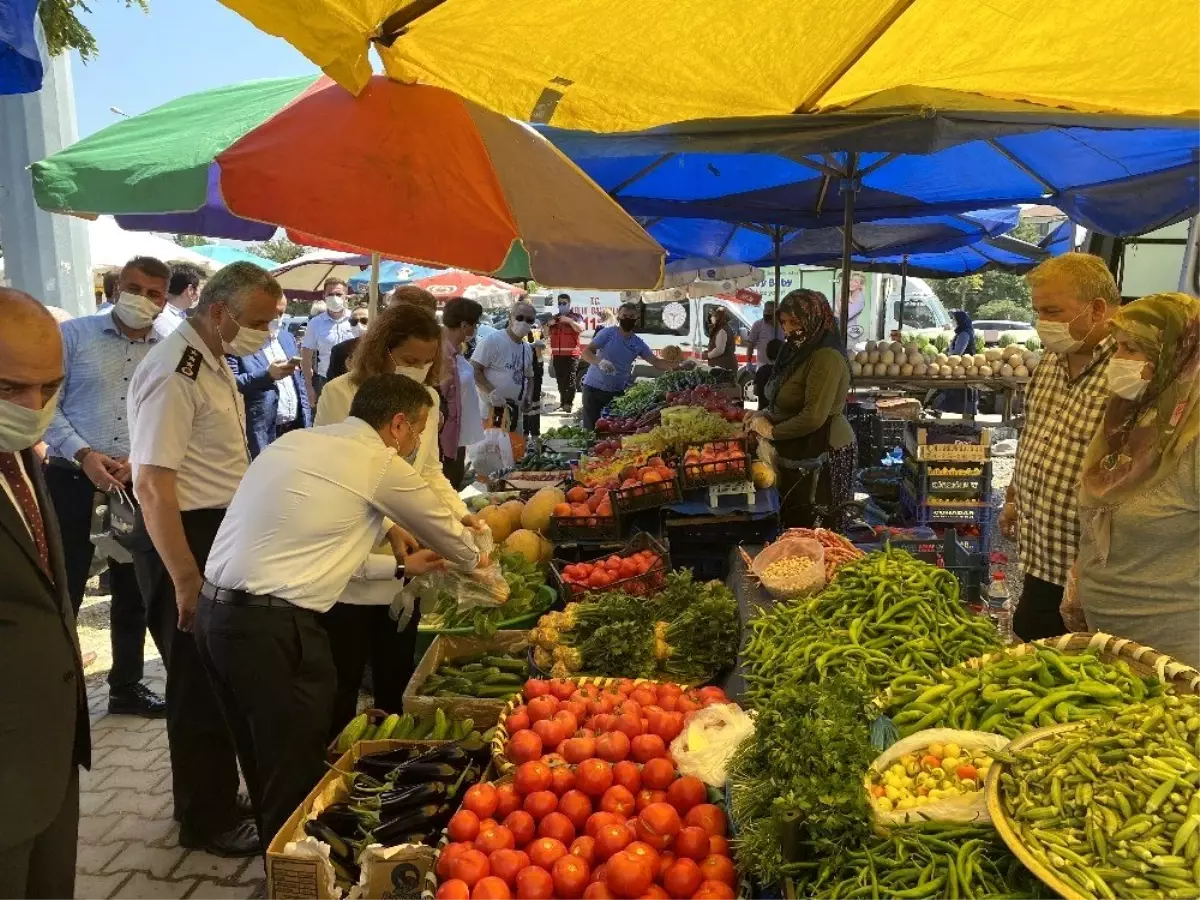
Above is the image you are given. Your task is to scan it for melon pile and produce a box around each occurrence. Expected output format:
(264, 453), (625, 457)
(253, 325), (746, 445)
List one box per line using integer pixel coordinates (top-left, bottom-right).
(474, 487), (568, 567)
(850, 341), (1042, 380)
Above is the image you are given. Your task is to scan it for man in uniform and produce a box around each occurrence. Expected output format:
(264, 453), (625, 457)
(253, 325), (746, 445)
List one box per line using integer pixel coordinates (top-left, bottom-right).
(127, 261), (281, 857)
(198, 373), (485, 844)
(44, 256), (170, 718)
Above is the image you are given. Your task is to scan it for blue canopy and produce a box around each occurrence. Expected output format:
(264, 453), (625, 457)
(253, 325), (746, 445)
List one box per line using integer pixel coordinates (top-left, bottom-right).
(348, 260), (444, 291)
(648, 208), (1020, 268)
(0, 0), (40, 95)
(191, 244), (275, 269)
(541, 97), (1199, 239)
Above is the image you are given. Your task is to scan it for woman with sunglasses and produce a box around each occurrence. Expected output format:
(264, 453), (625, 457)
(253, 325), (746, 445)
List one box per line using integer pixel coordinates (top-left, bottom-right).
(314, 298), (488, 735)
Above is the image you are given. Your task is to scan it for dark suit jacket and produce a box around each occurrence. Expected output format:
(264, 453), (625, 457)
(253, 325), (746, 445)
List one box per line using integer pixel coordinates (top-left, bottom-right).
(227, 329), (313, 458)
(0, 448), (89, 850)
(326, 335), (360, 383)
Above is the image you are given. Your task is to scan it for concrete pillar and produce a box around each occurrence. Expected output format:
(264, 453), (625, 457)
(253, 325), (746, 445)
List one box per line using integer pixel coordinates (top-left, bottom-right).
(0, 24), (92, 317)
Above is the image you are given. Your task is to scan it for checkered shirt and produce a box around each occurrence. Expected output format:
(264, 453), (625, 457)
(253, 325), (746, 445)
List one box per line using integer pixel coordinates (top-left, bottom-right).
(1013, 336), (1116, 585)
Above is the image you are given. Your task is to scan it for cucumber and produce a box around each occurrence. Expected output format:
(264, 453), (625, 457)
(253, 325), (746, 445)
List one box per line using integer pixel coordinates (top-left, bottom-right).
(485, 672), (524, 686)
(452, 718), (474, 740)
(431, 708), (450, 740)
(436, 665), (466, 678)
(452, 652), (489, 667)
(474, 683), (522, 698)
(361, 723), (378, 741)
(481, 726), (497, 743)
(394, 713), (415, 739)
(335, 713), (369, 753)
(442, 678), (475, 695)
(466, 667), (502, 682)
(485, 656), (529, 674)
(376, 713), (400, 740)
(409, 714), (434, 740)
(460, 663), (485, 673)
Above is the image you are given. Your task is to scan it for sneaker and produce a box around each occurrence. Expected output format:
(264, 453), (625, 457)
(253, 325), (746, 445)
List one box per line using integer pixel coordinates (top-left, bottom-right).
(179, 819), (260, 858)
(107, 683), (167, 718)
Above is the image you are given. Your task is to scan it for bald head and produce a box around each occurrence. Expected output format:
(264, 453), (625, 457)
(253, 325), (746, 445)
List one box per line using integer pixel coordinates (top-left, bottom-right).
(0, 289), (64, 411)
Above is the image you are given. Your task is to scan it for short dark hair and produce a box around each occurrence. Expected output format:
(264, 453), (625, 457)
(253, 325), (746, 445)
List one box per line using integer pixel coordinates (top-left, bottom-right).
(766, 339), (783, 362)
(389, 285), (437, 312)
(102, 272), (120, 300)
(557, 293), (571, 302)
(323, 277), (347, 293)
(168, 262), (203, 296)
(121, 256), (170, 284)
(348, 373), (434, 429)
(443, 297), (483, 329)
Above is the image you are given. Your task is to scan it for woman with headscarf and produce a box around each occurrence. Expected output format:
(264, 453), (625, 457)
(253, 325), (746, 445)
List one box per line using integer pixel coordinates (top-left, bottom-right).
(704, 306), (737, 371)
(937, 309), (978, 415)
(1064, 292), (1199, 666)
(745, 289), (856, 528)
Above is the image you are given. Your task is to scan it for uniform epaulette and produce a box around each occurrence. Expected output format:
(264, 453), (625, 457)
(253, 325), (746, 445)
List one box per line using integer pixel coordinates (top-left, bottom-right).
(175, 346), (203, 380)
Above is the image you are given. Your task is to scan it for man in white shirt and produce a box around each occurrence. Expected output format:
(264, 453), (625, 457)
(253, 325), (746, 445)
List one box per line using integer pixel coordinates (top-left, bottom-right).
(155, 262), (204, 337)
(471, 300), (535, 429)
(197, 373), (483, 844)
(300, 277), (356, 405)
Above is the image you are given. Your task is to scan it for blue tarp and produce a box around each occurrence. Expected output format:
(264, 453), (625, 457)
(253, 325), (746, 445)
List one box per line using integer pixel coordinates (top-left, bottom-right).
(191, 244), (275, 269)
(0, 0), (40, 95)
(542, 104), (1200, 238)
(347, 260), (443, 291)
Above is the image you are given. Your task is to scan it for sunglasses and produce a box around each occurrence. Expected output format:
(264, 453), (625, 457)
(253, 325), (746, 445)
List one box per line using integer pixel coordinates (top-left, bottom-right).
(351, 317), (368, 325)
(513, 314), (534, 323)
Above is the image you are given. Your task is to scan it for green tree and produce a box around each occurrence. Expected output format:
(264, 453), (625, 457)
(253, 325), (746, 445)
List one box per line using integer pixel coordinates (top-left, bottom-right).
(40, 1), (150, 61)
(973, 298), (1035, 323)
(252, 237), (306, 264)
(174, 234), (210, 248)
(928, 222), (1048, 316)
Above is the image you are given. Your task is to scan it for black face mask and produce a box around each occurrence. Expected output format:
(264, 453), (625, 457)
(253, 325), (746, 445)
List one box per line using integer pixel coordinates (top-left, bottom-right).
(618, 317), (637, 332)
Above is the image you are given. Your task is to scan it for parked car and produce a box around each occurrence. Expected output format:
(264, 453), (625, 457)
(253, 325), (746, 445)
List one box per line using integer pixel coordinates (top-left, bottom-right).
(972, 319), (1037, 346)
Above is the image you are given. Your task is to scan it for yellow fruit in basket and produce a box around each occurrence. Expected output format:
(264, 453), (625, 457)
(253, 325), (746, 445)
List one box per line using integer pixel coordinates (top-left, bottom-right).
(499, 499), (525, 530)
(504, 528), (544, 565)
(521, 487), (566, 533)
(479, 505), (513, 542)
(751, 461), (776, 489)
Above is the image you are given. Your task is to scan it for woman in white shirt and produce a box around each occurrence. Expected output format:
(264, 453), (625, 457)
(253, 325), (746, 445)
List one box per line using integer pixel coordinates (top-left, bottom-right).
(314, 298), (486, 732)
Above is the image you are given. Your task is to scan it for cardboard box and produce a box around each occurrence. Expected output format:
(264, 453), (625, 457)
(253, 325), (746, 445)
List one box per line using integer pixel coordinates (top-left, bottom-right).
(266, 740), (439, 899)
(402, 631), (529, 728)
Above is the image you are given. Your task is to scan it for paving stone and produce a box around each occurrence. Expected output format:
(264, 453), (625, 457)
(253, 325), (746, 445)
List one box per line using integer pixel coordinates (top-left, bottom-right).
(173, 851), (245, 882)
(102, 746), (163, 770)
(80, 763), (113, 792)
(78, 811), (125, 844)
(147, 731), (171, 753)
(98, 765), (168, 793)
(184, 881), (258, 900)
(104, 841), (188, 879)
(80, 789), (117, 817)
(76, 840), (127, 875)
(95, 726), (156, 750)
(106, 790), (173, 819)
(111, 873), (196, 899)
(108, 814), (179, 847)
(75, 871), (130, 899)
(237, 857), (265, 885)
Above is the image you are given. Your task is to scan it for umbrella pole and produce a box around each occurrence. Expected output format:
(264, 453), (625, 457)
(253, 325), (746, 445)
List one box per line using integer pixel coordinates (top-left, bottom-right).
(773, 226), (781, 326)
(838, 153), (858, 346)
(899, 255), (908, 333)
(368, 252), (381, 320)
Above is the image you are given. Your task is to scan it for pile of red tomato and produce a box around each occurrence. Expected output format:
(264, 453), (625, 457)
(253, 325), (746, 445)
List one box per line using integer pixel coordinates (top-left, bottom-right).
(503, 679), (730, 767)
(558, 551), (665, 595)
(434, 755), (736, 900)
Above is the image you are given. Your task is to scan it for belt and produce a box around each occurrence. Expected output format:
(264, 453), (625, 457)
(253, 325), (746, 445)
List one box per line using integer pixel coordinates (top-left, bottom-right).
(201, 580), (297, 610)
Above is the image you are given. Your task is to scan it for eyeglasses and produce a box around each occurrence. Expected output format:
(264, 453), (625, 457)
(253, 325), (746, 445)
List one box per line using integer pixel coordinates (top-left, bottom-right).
(513, 315), (534, 323)
(351, 317), (368, 325)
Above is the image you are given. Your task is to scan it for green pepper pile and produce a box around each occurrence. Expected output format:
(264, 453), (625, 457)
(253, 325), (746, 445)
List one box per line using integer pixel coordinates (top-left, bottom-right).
(742, 547), (1003, 700)
(882, 645), (1164, 739)
(801, 822), (1047, 899)
(996, 693), (1199, 900)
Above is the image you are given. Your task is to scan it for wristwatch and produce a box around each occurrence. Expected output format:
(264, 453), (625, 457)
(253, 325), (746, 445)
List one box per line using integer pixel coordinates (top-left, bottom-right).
(394, 562), (406, 581)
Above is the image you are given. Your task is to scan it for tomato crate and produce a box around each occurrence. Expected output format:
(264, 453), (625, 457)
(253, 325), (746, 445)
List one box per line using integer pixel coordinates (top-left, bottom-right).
(547, 512), (622, 543)
(678, 437), (752, 489)
(548, 532), (670, 602)
(609, 472), (682, 516)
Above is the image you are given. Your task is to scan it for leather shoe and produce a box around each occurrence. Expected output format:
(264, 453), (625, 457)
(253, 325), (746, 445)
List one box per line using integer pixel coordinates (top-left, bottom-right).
(179, 819), (261, 858)
(108, 683), (167, 718)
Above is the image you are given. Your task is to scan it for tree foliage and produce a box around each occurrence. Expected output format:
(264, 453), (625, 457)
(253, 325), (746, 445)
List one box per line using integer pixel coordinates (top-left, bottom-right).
(973, 299), (1035, 324)
(252, 237), (306, 264)
(928, 222), (1050, 317)
(173, 234), (210, 248)
(40, 0), (150, 61)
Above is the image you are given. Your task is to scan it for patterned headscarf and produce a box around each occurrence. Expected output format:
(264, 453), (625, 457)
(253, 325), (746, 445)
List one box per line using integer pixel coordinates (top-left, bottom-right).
(1079, 292), (1200, 559)
(764, 289), (843, 406)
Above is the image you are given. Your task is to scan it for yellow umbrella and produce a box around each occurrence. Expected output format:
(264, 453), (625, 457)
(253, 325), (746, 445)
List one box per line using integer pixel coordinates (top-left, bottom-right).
(218, 0), (1199, 130)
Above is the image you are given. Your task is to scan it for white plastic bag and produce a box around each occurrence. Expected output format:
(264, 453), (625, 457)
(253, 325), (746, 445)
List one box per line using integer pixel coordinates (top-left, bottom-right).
(391, 557), (509, 629)
(669, 703), (756, 787)
(752, 536), (825, 598)
(468, 428), (515, 478)
(865, 728), (1009, 826)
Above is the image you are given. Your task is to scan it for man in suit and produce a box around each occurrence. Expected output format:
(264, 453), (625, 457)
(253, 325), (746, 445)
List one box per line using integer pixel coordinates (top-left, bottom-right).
(0, 288), (90, 898)
(227, 293), (313, 458)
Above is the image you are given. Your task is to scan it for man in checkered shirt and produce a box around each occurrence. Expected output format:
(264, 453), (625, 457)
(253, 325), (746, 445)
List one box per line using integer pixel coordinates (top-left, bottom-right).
(1001, 254), (1120, 640)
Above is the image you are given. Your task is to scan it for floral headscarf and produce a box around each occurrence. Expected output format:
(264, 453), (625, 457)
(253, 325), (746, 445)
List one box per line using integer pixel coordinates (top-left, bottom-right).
(763, 289), (843, 406)
(1079, 292), (1200, 559)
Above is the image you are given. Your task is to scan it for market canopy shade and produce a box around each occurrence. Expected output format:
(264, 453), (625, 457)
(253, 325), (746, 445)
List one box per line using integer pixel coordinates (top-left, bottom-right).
(191, 244), (275, 270)
(215, 0), (1200, 128)
(0, 0), (40, 94)
(348, 260), (443, 292)
(410, 269), (524, 308)
(30, 75), (666, 290)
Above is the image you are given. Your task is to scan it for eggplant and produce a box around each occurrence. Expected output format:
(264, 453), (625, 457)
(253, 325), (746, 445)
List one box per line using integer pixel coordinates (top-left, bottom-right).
(352, 746), (422, 771)
(356, 781), (446, 815)
(304, 817), (360, 881)
(371, 803), (451, 846)
(387, 761), (460, 785)
(316, 802), (361, 837)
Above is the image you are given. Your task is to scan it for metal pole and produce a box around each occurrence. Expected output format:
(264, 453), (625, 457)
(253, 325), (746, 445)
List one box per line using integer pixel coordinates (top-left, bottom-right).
(838, 153), (858, 346)
(773, 226), (781, 325)
(368, 252), (381, 319)
(898, 255), (908, 332)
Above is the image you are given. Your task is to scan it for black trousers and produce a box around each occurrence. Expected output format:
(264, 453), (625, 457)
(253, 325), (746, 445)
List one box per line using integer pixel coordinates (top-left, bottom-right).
(441, 447), (467, 491)
(581, 385), (620, 432)
(0, 769), (78, 899)
(131, 508), (241, 835)
(1013, 573), (1067, 642)
(321, 603), (421, 743)
(43, 464), (149, 692)
(194, 593), (335, 846)
(552, 356), (578, 411)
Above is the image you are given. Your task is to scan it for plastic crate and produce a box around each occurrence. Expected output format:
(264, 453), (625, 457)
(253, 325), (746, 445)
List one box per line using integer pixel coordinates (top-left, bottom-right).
(904, 458), (992, 499)
(548, 512), (622, 543)
(901, 483), (996, 525)
(878, 529), (991, 605)
(610, 473), (682, 516)
(903, 422), (992, 462)
(678, 437), (752, 489)
(548, 532), (670, 601)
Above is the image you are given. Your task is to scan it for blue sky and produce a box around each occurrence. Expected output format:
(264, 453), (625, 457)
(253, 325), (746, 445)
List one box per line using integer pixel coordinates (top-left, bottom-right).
(72, 0), (318, 136)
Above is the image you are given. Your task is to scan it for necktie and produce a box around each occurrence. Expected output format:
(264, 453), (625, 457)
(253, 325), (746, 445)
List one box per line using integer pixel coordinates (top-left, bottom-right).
(0, 452), (51, 578)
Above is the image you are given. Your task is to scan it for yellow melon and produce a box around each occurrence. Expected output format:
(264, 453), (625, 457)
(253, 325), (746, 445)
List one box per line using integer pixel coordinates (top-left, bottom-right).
(499, 500), (525, 531)
(503, 529), (544, 566)
(521, 487), (567, 533)
(751, 460), (776, 489)
(478, 504), (513, 542)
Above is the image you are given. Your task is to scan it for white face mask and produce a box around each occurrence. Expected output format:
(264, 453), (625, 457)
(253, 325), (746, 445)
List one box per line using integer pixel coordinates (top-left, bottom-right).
(113, 291), (161, 330)
(267, 318), (282, 336)
(325, 295), (346, 314)
(511, 321), (532, 338)
(350, 323), (366, 338)
(1107, 357), (1150, 400)
(394, 363), (433, 383)
(0, 392), (59, 452)
(1035, 306), (1094, 354)
(221, 314), (270, 357)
